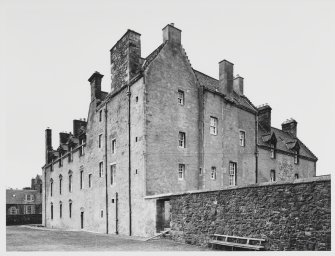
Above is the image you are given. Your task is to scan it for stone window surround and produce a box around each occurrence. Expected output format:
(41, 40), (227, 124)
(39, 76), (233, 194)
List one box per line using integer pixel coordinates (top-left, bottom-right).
(210, 116), (218, 135)
(178, 164), (185, 180)
(239, 130), (246, 147)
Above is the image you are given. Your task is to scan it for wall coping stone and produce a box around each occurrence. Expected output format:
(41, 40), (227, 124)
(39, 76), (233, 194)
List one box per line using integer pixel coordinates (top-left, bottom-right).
(144, 175), (330, 200)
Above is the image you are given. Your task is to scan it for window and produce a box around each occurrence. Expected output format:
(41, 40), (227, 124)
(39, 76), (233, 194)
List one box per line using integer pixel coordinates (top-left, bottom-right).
(50, 179), (53, 197)
(69, 175), (72, 192)
(88, 174), (92, 188)
(59, 175), (62, 195)
(59, 153), (62, 167)
(229, 162), (237, 186)
(99, 162), (104, 177)
(99, 134), (102, 148)
(294, 173), (299, 179)
(112, 139), (116, 154)
(135, 96), (138, 102)
(25, 194), (34, 201)
(199, 167), (203, 176)
(211, 166), (216, 180)
(270, 170), (276, 182)
(239, 131), (245, 147)
(178, 132), (186, 148)
(79, 138), (84, 156)
(210, 117), (218, 135)
(69, 201), (72, 218)
(25, 205), (34, 214)
(270, 143), (276, 159)
(51, 203), (53, 220)
(68, 147), (73, 162)
(80, 171), (83, 189)
(178, 90), (184, 105)
(99, 110), (102, 122)
(294, 150), (299, 164)
(101, 210), (103, 218)
(9, 207), (18, 215)
(60, 202), (62, 218)
(110, 164), (116, 185)
(178, 164), (185, 180)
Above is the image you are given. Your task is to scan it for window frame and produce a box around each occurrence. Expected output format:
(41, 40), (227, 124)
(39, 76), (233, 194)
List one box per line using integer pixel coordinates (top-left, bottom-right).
(210, 116), (218, 135)
(178, 89), (184, 105)
(178, 164), (185, 180)
(270, 143), (276, 159)
(239, 130), (246, 147)
(99, 162), (104, 177)
(111, 139), (116, 154)
(98, 134), (102, 148)
(210, 166), (217, 180)
(110, 164), (116, 186)
(270, 169), (276, 182)
(229, 162), (237, 186)
(88, 174), (92, 188)
(80, 170), (83, 189)
(178, 132), (186, 148)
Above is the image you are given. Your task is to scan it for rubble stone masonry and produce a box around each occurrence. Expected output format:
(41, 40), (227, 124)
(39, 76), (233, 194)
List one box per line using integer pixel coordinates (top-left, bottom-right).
(169, 175), (331, 250)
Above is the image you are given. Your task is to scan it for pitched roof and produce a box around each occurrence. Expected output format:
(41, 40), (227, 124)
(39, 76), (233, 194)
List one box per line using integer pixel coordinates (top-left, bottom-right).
(6, 189), (42, 205)
(258, 126), (317, 160)
(193, 69), (257, 113)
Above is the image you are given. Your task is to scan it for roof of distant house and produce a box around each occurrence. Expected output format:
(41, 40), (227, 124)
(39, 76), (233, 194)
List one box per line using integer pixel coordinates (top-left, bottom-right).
(6, 189), (42, 205)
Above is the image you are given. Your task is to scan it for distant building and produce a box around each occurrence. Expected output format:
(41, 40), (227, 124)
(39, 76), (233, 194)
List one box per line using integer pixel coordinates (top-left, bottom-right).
(6, 175), (42, 225)
(42, 24), (317, 237)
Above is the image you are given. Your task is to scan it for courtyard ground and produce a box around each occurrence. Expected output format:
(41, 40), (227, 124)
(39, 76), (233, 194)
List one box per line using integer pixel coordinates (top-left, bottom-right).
(6, 225), (210, 251)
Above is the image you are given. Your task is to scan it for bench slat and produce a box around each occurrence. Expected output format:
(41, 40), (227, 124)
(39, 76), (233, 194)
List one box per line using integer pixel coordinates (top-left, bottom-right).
(209, 240), (264, 250)
(213, 234), (265, 242)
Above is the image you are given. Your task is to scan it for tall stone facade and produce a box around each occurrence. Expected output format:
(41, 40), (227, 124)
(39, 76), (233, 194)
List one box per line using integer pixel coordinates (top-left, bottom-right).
(42, 24), (317, 237)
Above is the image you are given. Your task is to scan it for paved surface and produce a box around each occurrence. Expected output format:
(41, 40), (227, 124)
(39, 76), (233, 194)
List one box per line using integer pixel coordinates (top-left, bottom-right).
(6, 226), (210, 251)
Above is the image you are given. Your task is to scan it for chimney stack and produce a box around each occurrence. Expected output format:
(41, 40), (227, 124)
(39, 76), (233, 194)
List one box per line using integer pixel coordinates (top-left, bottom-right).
(219, 60), (234, 95)
(233, 75), (244, 95)
(258, 104), (272, 132)
(282, 118), (297, 137)
(45, 128), (52, 163)
(73, 119), (87, 138)
(88, 71), (103, 101)
(162, 23), (181, 45)
(59, 132), (70, 145)
(110, 30), (141, 91)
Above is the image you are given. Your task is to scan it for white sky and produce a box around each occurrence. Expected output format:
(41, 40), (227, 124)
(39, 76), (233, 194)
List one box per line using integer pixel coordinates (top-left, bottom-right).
(1, 0), (334, 189)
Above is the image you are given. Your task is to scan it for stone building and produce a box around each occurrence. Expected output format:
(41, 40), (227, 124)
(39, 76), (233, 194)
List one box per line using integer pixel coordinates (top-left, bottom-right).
(6, 175), (42, 225)
(42, 24), (317, 237)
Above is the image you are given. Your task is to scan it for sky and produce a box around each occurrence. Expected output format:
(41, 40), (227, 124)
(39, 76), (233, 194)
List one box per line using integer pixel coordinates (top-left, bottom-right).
(1, 0), (334, 189)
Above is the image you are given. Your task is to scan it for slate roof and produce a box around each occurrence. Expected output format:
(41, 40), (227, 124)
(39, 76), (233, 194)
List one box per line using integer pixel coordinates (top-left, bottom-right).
(193, 69), (257, 113)
(258, 126), (317, 160)
(6, 189), (42, 205)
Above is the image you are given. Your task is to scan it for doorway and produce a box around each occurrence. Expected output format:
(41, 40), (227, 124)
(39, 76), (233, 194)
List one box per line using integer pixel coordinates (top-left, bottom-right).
(156, 199), (171, 232)
(80, 212), (84, 229)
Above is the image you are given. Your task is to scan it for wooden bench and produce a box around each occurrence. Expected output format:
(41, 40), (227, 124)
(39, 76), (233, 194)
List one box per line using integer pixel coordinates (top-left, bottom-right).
(209, 234), (266, 251)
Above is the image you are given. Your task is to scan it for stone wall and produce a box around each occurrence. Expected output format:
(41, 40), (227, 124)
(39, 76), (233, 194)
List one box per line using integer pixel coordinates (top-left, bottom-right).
(169, 176), (331, 251)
